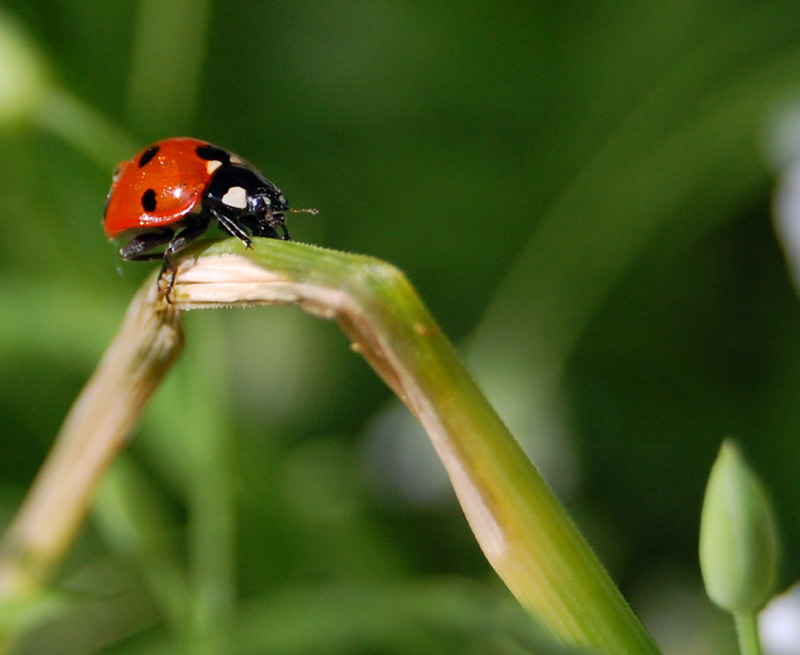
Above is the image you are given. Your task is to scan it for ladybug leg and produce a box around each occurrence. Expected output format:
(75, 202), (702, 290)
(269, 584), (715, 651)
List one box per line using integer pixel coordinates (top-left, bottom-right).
(253, 213), (290, 240)
(119, 229), (174, 261)
(164, 217), (211, 258)
(275, 220), (291, 241)
(208, 206), (253, 249)
(257, 212), (290, 240)
(252, 221), (280, 239)
(160, 217), (211, 297)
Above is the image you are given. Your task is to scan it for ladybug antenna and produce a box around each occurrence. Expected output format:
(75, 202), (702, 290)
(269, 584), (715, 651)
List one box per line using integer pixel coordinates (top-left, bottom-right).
(288, 207), (319, 216)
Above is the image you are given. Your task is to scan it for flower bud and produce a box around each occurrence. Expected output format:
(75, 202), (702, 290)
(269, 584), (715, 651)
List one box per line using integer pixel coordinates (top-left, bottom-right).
(700, 441), (779, 612)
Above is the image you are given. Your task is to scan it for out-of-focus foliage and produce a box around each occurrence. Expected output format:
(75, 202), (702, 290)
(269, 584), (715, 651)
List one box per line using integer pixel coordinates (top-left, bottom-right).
(1, 0), (800, 652)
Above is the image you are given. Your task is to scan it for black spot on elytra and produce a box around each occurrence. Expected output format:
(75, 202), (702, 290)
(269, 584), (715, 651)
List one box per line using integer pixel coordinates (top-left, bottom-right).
(138, 145), (160, 167)
(141, 188), (157, 212)
(195, 144), (230, 164)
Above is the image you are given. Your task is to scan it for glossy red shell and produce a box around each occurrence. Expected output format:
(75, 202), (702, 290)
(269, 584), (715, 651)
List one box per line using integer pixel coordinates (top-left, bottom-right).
(103, 137), (216, 238)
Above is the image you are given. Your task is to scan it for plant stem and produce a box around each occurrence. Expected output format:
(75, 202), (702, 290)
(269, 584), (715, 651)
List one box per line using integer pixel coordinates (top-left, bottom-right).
(734, 611), (762, 655)
(0, 275), (182, 598)
(0, 240), (661, 654)
(170, 240), (661, 654)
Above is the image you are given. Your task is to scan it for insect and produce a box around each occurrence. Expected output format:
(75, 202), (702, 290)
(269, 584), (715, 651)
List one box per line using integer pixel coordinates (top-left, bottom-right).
(103, 137), (314, 294)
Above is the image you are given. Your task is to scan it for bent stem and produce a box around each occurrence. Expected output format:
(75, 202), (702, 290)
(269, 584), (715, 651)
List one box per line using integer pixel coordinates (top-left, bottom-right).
(0, 278), (183, 598)
(0, 238), (660, 654)
(171, 239), (660, 654)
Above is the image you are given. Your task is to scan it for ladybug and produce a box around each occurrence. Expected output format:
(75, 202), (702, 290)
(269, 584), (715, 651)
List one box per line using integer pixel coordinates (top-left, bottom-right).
(103, 137), (313, 292)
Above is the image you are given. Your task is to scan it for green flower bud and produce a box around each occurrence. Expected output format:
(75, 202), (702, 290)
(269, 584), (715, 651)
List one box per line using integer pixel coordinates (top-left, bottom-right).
(699, 440), (779, 612)
(0, 11), (48, 126)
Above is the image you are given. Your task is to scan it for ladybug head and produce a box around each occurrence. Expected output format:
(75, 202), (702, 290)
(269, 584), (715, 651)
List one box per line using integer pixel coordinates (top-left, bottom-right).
(249, 187), (290, 237)
(253, 188), (289, 220)
(250, 187), (317, 239)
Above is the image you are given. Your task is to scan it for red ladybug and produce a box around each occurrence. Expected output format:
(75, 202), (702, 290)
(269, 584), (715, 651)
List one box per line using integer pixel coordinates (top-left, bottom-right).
(104, 137), (312, 290)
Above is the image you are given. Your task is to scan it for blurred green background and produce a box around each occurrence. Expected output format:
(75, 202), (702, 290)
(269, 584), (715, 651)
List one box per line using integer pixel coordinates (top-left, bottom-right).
(2, 0), (800, 653)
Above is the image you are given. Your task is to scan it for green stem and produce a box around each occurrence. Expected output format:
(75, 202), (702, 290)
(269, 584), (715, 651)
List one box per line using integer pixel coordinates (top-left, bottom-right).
(0, 240), (662, 654)
(172, 239), (662, 654)
(0, 278), (183, 598)
(734, 611), (762, 655)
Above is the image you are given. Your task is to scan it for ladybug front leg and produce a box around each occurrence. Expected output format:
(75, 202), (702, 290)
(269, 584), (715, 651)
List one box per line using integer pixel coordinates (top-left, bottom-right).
(251, 213), (284, 240)
(208, 205), (253, 249)
(273, 220), (291, 241)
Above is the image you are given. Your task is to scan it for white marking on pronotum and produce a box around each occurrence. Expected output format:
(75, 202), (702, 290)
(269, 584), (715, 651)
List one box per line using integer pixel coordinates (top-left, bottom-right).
(206, 159), (223, 176)
(221, 186), (248, 209)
